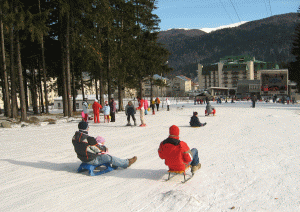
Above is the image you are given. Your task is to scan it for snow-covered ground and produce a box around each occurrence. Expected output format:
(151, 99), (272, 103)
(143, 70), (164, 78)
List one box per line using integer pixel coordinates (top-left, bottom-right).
(1, 101), (300, 212)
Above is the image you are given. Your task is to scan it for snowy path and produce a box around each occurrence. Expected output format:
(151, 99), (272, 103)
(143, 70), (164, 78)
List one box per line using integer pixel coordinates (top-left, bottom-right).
(0, 101), (300, 211)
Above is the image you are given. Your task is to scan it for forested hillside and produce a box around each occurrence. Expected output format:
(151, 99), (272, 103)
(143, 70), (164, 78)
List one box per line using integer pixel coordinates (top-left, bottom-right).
(158, 13), (298, 79)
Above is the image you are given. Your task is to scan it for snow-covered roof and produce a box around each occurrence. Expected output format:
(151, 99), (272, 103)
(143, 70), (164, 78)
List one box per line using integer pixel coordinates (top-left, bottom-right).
(153, 74), (168, 81)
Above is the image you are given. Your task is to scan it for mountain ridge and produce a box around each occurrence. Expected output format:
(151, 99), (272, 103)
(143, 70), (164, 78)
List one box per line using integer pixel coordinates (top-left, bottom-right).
(158, 13), (298, 79)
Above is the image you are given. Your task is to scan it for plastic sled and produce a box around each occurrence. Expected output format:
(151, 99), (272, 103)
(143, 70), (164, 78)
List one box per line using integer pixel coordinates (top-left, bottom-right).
(77, 163), (116, 176)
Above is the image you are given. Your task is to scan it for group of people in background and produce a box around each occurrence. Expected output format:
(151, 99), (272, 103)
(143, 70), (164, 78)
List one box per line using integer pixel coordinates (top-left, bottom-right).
(82, 96), (171, 127)
(82, 98), (117, 124)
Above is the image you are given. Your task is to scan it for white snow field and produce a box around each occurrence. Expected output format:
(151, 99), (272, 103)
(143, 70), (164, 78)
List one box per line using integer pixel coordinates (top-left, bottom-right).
(1, 101), (300, 212)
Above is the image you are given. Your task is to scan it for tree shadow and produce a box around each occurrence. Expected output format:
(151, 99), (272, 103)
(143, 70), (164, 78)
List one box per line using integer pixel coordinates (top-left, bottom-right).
(1, 159), (167, 180)
(1, 159), (80, 173)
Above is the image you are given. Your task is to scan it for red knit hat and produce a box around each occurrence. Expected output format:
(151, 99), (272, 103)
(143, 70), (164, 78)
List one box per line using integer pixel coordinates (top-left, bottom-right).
(169, 125), (180, 137)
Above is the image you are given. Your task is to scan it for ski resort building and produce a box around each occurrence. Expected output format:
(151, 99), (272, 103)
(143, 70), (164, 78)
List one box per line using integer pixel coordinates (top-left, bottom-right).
(197, 56), (279, 90)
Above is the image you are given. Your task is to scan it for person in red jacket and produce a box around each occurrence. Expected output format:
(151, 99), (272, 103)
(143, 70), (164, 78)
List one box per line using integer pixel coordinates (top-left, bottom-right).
(136, 96), (146, 127)
(92, 99), (102, 123)
(158, 125), (201, 173)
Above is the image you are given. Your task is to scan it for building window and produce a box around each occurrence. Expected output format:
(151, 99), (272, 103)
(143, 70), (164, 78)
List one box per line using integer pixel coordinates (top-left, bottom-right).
(76, 103), (79, 109)
(58, 103), (61, 109)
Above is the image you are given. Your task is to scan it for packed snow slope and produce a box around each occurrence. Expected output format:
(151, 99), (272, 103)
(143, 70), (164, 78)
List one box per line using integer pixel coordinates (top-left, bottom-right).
(1, 101), (300, 212)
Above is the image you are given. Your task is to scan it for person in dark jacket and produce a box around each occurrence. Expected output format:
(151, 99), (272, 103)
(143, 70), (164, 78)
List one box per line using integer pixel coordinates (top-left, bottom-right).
(190, 112), (206, 127)
(109, 99), (117, 122)
(158, 125), (201, 173)
(72, 121), (137, 168)
(251, 95), (257, 108)
(125, 101), (136, 126)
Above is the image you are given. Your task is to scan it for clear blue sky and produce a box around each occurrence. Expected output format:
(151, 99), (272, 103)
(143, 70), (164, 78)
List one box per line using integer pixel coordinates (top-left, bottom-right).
(154, 0), (299, 31)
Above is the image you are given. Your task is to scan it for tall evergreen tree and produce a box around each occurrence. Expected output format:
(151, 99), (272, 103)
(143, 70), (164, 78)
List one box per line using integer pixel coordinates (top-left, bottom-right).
(0, 0), (11, 117)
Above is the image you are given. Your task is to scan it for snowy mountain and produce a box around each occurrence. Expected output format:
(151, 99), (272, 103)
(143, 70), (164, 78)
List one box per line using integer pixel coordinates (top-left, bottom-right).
(200, 21), (248, 33)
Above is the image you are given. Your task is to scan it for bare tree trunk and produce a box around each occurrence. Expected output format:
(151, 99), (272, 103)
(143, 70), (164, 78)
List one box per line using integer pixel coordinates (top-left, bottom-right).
(10, 25), (18, 118)
(95, 78), (98, 100)
(117, 80), (124, 111)
(30, 69), (38, 114)
(99, 73), (104, 106)
(16, 33), (26, 121)
(150, 78), (153, 100)
(38, 0), (48, 114)
(81, 71), (85, 101)
(139, 78), (143, 99)
(66, 9), (72, 117)
(59, 3), (67, 116)
(107, 51), (111, 101)
(23, 69), (28, 111)
(38, 64), (44, 113)
(72, 64), (76, 112)
(0, 14), (11, 117)
(62, 57), (68, 116)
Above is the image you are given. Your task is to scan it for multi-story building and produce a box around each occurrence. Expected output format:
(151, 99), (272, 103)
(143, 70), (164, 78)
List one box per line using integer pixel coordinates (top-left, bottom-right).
(198, 56), (279, 90)
(167, 75), (192, 96)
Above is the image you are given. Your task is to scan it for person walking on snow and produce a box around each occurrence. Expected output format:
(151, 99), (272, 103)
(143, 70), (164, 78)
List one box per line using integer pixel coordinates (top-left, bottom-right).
(155, 97), (160, 111)
(144, 98), (149, 115)
(251, 95), (257, 108)
(72, 121), (137, 169)
(166, 98), (170, 111)
(103, 101), (110, 123)
(92, 99), (102, 123)
(82, 100), (89, 122)
(109, 98), (116, 122)
(151, 99), (156, 115)
(125, 101), (136, 126)
(158, 125), (201, 174)
(136, 97), (146, 127)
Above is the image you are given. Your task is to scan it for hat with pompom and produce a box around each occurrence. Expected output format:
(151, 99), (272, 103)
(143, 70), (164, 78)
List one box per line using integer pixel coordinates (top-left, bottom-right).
(96, 136), (105, 144)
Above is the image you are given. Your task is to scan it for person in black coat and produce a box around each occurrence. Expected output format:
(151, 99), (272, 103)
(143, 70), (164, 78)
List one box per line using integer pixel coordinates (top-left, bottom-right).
(72, 121), (137, 168)
(125, 101), (136, 126)
(251, 95), (257, 108)
(190, 112), (206, 127)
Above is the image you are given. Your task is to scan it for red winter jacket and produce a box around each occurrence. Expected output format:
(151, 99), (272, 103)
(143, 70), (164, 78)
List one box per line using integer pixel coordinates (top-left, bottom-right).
(137, 99), (145, 110)
(92, 102), (102, 114)
(158, 137), (192, 171)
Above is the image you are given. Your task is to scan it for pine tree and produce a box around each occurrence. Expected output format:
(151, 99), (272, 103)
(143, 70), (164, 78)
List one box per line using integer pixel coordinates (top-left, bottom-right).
(0, 0), (11, 117)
